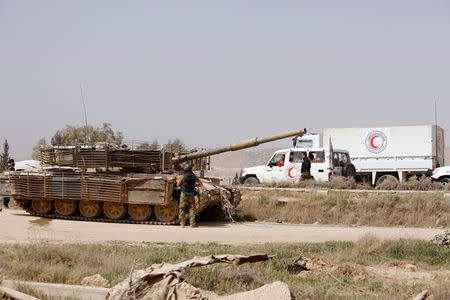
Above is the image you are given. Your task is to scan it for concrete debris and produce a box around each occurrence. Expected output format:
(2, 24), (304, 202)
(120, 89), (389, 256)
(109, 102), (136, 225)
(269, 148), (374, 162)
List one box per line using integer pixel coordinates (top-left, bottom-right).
(431, 230), (449, 247)
(106, 254), (291, 300)
(1, 279), (108, 300)
(218, 281), (290, 300)
(81, 274), (110, 288)
(0, 286), (39, 300)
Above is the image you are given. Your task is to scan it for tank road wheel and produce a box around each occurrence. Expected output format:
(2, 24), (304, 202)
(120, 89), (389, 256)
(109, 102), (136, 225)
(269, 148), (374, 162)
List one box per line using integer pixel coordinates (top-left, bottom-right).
(31, 199), (54, 214)
(79, 200), (102, 218)
(103, 202), (127, 220)
(55, 200), (77, 216)
(154, 198), (179, 222)
(128, 204), (153, 221)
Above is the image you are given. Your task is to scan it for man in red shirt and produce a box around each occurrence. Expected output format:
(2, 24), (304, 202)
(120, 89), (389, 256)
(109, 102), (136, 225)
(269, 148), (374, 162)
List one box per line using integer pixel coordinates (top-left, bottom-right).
(277, 154), (285, 167)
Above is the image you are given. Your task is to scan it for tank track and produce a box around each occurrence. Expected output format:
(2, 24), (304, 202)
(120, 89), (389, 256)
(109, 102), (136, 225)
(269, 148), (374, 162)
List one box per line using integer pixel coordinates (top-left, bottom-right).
(24, 208), (180, 226)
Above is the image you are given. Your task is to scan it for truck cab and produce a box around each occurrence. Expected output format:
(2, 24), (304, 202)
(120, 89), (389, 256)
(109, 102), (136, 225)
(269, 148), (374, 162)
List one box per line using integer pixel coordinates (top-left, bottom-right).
(239, 147), (355, 185)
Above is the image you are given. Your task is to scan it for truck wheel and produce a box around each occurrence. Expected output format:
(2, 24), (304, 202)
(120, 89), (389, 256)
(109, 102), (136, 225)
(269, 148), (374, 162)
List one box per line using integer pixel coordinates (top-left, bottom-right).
(342, 163), (356, 178)
(439, 177), (450, 187)
(244, 177), (259, 186)
(376, 175), (398, 187)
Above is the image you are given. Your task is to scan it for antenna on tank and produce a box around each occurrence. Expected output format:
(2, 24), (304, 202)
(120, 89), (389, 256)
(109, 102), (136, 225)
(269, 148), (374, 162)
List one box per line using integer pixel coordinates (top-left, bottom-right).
(80, 84), (89, 144)
(434, 99), (440, 168)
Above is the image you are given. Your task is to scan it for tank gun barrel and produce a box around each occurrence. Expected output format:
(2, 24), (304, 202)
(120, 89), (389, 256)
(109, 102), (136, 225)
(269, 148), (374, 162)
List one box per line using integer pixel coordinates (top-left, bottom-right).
(173, 128), (307, 163)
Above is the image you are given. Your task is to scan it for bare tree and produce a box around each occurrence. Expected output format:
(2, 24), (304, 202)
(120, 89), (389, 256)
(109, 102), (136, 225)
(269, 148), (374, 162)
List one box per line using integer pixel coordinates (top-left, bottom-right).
(31, 137), (47, 160)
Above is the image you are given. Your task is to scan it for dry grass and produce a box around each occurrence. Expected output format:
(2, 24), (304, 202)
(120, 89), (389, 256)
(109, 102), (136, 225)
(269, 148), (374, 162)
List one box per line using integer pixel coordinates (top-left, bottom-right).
(257, 175), (449, 191)
(259, 177), (363, 190)
(377, 175), (448, 191)
(237, 190), (450, 227)
(0, 237), (448, 299)
(375, 176), (399, 190)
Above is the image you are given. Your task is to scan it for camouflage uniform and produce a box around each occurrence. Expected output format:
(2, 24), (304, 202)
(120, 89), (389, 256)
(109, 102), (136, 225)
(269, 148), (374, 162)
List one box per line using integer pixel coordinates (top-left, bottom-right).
(179, 192), (196, 227)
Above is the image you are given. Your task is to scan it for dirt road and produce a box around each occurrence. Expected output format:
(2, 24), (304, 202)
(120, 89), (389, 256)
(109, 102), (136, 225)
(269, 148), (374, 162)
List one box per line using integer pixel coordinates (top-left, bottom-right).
(0, 209), (443, 245)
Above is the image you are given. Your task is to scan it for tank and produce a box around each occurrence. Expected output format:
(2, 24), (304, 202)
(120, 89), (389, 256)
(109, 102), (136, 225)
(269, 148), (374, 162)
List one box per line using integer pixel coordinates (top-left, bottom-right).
(6, 129), (306, 225)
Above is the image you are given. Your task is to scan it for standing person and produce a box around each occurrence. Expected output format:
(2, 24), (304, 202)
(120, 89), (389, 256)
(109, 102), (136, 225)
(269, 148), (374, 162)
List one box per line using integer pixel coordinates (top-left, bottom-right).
(177, 163), (202, 227)
(300, 152), (311, 181)
(3, 159), (15, 208)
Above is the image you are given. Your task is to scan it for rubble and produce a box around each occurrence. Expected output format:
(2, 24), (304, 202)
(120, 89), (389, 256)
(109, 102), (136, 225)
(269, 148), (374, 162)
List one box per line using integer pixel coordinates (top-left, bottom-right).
(106, 254), (291, 300)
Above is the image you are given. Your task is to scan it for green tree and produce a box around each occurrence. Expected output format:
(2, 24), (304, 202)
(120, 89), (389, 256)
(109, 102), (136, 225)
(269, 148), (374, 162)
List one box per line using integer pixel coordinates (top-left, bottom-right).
(164, 138), (187, 152)
(150, 139), (159, 150)
(1, 139), (11, 170)
(31, 137), (47, 160)
(136, 142), (151, 150)
(135, 140), (160, 150)
(51, 123), (123, 146)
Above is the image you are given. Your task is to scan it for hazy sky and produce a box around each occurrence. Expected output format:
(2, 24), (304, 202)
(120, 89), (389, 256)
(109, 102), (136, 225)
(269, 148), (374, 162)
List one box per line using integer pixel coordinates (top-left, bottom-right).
(1, 1), (449, 160)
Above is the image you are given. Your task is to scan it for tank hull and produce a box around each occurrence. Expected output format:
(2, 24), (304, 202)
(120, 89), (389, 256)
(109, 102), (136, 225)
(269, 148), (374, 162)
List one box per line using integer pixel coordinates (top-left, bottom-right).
(7, 171), (240, 224)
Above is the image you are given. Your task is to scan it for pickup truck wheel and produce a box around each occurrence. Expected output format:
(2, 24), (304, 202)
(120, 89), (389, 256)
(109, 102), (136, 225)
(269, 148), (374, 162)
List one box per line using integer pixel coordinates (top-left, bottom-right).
(439, 177), (450, 187)
(244, 177), (259, 186)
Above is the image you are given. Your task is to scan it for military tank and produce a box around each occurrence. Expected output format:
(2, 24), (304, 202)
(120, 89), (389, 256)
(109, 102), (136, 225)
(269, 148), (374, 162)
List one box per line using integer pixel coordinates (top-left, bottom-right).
(6, 129), (306, 225)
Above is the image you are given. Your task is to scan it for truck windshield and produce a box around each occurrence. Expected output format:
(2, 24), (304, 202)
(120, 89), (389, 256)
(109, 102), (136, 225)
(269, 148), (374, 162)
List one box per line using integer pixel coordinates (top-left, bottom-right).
(296, 140), (313, 148)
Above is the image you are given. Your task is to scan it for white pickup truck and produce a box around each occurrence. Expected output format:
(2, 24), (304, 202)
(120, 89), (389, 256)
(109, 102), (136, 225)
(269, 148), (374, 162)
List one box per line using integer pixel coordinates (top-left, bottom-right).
(431, 166), (450, 186)
(239, 147), (355, 185)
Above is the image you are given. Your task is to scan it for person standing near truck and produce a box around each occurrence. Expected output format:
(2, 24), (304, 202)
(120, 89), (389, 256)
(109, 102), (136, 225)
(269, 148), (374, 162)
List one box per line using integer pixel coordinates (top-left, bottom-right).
(177, 163), (202, 227)
(3, 159), (15, 208)
(300, 152), (311, 180)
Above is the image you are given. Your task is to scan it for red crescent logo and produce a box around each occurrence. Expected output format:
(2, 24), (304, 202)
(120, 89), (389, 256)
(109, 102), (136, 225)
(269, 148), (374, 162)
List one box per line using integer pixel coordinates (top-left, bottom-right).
(370, 136), (380, 149)
(288, 167), (294, 178)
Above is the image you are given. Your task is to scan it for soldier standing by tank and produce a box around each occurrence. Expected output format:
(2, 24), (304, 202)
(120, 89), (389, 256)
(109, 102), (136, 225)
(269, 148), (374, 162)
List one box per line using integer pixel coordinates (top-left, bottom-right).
(3, 159), (15, 208)
(177, 163), (202, 227)
(300, 152), (311, 181)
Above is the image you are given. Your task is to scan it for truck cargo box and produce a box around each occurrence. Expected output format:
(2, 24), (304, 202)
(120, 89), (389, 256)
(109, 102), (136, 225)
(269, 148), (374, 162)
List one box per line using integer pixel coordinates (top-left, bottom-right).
(322, 125), (445, 184)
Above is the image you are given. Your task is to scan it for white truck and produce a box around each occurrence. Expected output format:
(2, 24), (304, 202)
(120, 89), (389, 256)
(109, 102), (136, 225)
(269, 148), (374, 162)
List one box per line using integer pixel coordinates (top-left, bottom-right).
(431, 166), (450, 186)
(294, 125), (445, 186)
(238, 147), (355, 185)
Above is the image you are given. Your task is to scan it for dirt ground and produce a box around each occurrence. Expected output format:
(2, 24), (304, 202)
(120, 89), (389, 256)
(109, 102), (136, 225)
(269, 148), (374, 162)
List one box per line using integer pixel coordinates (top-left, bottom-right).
(0, 208), (442, 245)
